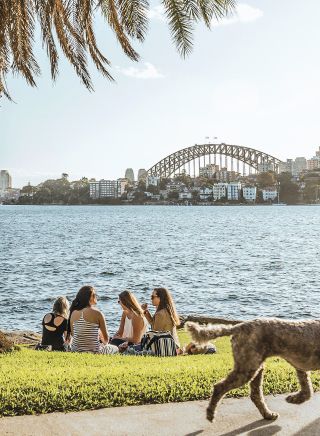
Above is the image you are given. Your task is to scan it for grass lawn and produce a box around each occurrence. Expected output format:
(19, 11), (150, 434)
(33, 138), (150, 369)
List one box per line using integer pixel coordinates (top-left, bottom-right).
(1, 331), (320, 416)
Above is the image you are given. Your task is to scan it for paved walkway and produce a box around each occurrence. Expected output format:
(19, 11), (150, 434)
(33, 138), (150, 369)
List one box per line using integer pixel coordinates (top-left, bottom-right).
(1, 393), (320, 435)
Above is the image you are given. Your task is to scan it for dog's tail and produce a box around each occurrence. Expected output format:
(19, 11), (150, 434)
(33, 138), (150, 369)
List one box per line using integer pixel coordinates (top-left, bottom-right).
(185, 321), (237, 344)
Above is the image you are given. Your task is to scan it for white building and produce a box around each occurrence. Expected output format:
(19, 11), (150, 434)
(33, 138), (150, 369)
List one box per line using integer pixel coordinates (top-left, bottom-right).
(227, 182), (242, 201)
(89, 180), (122, 199)
(242, 186), (257, 202)
(0, 170), (12, 192)
(262, 186), (278, 202)
(146, 176), (160, 188)
(117, 178), (128, 196)
(212, 183), (227, 201)
(199, 187), (212, 201)
(179, 188), (192, 200)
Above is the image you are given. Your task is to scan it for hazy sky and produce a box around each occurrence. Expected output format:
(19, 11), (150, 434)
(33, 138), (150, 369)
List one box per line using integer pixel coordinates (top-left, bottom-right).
(1, 0), (320, 187)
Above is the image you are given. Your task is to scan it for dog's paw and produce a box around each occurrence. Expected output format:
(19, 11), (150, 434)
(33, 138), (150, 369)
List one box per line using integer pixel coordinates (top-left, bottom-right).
(206, 407), (214, 423)
(264, 411), (279, 421)
(286, 393), (309, 404)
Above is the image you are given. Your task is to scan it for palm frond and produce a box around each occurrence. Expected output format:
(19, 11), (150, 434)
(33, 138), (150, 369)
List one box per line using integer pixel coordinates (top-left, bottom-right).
(0, 0), (236, 100)
(162, 0), (193, 58)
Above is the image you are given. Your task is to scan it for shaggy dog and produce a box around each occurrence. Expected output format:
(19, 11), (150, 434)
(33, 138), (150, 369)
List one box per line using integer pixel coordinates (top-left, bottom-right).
(186, 319), (319, 423)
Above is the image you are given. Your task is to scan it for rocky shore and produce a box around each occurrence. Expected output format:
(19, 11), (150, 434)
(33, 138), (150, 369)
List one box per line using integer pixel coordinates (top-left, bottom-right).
(0, 315), (241, 352)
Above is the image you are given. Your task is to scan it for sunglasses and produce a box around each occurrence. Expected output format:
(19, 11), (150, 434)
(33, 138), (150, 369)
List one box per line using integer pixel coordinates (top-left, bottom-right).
(118, 299), (121, 304)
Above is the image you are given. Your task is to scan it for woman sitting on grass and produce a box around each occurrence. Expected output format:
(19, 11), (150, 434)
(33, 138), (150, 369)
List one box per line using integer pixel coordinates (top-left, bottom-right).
(41, 296), (70, 351)
(68, 286), (118, 354)
(142, 287), (181, 347)
(110, 290), (147, 348)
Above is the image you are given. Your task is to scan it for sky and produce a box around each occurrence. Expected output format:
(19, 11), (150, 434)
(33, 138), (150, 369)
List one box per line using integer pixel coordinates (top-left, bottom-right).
(1, 0), (320, 188)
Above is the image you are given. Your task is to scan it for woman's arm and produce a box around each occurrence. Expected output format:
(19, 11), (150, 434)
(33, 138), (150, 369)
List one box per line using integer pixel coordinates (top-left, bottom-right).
(113, 312), (126, 338)
(98, 312), (109, 344)
(143, 310), (153, 325)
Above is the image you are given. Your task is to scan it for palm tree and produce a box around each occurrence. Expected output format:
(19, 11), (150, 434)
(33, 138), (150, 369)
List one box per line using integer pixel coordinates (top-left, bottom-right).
(0, 0), (235, 100)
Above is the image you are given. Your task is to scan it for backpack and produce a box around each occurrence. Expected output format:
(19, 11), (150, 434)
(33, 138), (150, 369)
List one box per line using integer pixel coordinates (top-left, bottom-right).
(141, 330), (177, 357)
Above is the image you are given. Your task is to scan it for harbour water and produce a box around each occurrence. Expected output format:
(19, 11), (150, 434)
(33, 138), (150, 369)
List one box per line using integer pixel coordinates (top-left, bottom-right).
(1, 205), (319, 333)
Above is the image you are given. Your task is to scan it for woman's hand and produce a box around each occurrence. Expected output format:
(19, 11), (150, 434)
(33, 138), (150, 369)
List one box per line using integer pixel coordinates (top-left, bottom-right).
(141, 303), (148, 311)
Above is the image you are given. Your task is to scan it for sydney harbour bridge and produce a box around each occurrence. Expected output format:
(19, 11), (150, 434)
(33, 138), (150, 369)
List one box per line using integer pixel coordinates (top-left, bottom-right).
(147, 143), (283, 178)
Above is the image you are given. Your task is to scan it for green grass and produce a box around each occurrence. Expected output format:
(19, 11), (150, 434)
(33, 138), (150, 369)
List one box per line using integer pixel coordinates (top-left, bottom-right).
(1, 331), (320, 417)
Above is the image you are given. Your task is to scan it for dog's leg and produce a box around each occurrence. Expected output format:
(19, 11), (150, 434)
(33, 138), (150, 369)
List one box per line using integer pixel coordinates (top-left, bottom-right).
(250, 366), (279, 420)
(286, 369), (313, 404)
(206, 366), (259, 423)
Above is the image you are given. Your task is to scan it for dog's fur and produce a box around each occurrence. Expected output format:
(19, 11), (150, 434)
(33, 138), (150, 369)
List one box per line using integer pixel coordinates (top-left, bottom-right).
(186, 318), (320, 422)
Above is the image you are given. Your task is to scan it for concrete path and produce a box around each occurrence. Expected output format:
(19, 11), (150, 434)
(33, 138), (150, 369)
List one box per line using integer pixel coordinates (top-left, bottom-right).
(1, 393), (320, 435)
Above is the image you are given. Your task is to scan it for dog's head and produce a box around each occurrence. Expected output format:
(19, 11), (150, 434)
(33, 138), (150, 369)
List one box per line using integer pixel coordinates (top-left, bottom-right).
(184, 342), (216, 355)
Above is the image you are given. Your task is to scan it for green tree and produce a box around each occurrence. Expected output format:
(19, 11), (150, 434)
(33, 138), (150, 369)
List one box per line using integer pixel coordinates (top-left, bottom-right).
(0, 1), (235, 99)
(168, 190), (179, 200)
(257, 172), (276, 188)
(277, 173), (299, 204)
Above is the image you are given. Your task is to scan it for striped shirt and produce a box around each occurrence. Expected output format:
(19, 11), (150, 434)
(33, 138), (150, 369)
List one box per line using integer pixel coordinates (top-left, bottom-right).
(71, 312), (100, 353)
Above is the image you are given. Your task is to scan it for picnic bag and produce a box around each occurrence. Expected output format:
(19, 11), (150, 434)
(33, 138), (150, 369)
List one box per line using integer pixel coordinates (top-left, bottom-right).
(141, 330), (177, 357)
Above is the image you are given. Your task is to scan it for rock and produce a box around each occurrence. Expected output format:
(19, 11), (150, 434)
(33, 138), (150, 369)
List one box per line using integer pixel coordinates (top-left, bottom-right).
(2, 330), (41, 346)
(0, 331), (15, 353)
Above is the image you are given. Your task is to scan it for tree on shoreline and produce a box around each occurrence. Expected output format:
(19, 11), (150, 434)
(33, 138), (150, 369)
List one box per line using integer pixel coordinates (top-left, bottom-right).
(0, 0), (235, 99)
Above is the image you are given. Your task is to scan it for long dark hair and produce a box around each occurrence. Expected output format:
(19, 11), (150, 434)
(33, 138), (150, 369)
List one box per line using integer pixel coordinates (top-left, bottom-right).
(154, 287), (180, 326)
(67, 285), (95, 337)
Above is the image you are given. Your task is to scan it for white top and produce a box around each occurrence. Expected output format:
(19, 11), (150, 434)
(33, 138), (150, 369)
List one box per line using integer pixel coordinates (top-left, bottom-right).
(122, 315), (148, 342)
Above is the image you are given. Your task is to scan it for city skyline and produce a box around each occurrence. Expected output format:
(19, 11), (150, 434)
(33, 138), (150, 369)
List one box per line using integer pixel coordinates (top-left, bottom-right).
(2, 0), (320, 187)
(2, 144), (319, 189)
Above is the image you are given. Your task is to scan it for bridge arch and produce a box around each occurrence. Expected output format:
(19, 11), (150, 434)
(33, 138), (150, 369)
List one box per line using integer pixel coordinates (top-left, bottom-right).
(147, 143), (283, 178)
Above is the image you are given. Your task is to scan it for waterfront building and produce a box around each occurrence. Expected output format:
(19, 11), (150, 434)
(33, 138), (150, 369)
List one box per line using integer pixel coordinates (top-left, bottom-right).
(199, 187), (212, 201)
(227, 182), (242, 201)
(124, 168), (135, 183)
(146, 176), (160, 188)
(0, 170), (12, 192)
(179, 188), (192, 200)
(166, 181), (184, 191)
(262, 186), (278, 202)
(242, 186), (257, 202)
(89, 180), (122, 199)
(212, 183), (227, 201)
(117, 178), (128, 197)
(138, 169), (147, 181)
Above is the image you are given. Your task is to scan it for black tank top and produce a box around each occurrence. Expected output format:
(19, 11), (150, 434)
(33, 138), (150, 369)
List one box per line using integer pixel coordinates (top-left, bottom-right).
(42, 313), (67, 351)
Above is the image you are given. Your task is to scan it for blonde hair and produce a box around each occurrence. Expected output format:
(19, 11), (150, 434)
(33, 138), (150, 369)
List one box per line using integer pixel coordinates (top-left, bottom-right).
(52, 296), (69, 318)
(119, 290), (144, 317)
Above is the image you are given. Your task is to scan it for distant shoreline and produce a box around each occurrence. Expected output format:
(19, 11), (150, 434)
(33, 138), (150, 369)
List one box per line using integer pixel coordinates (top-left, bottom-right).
(2, 203), (320, 207)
